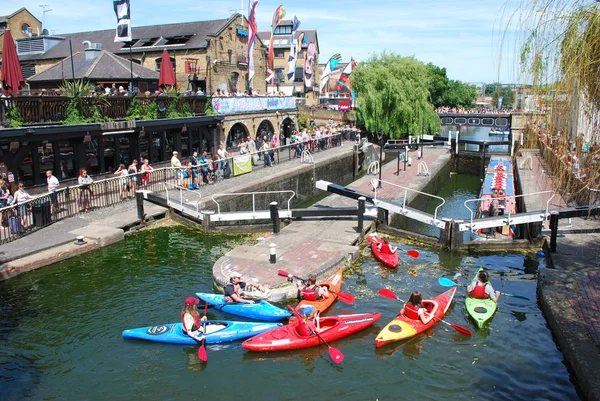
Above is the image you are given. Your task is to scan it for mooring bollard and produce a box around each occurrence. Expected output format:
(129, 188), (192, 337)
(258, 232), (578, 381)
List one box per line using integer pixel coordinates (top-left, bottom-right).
(358, 196), (366, 238)
(74, 235), (87, 246)
(270, 201), (280, 234)
(135, 190), (145, 221)
(549, 211), (559, 253)
(269, 243), (276, 264)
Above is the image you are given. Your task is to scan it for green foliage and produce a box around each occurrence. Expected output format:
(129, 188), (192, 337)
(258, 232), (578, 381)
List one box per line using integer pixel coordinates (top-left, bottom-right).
(59, 80), (112, 124)
(352, 53), (441, 138)
(6, 106), (23, 128)
(166, 95), (194, 119)
(58, 79), (94, 97)
(426, 63), (476, 108)
(62, 97), (88, 125)
(127, 98), (158, 120)
(204, 98), (216, 116)
(297, 112), (311, 131)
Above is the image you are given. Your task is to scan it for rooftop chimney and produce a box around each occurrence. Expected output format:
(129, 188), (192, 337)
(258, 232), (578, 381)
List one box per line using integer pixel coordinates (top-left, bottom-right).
(83, 40), (102, 60)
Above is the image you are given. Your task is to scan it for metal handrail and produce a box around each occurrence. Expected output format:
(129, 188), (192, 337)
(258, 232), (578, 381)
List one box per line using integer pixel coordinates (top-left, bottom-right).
(519, 155), (533, 170)
(367, 161), (379, 175)
(372, 179), (446, 223)
(301, 149), (314, 164)
(463, 190), (556, 230)
(417, 161), (430, 176)
(163, 182), (202, 215)
(210, 190), (296, 217)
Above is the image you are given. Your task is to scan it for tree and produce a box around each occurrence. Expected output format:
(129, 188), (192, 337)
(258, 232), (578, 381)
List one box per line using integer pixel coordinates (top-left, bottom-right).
(491, 85), (515, 109)
(352, 53), (440, 138)
(426, 64), (476, 108)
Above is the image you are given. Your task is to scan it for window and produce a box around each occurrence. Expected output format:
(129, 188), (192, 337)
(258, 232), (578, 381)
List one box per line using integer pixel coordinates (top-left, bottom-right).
(294, 67), (303, 83)
(296, 51), (304, 59)
(21, 23), (31, 34)
(184, 60), (197, 74)
(229, 72), (239, 92)
(20, 63), (36, 79)
(274, 49), (285, 58)
(275, 68), (285, 83)
(274, 25), (292, 35)
(164, 35), (193, 45)
(136, 37), (159, 47)
(155, 57), (176, 72)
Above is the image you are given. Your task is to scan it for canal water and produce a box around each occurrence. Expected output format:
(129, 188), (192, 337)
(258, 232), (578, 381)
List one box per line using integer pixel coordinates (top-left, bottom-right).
(441, 125), (511, 153)
(0, 226), (580, 400)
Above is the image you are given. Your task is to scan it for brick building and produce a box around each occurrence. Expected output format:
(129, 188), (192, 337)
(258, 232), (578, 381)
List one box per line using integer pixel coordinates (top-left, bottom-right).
(257, 20), (320, 105)
(0, 7), (43, 75)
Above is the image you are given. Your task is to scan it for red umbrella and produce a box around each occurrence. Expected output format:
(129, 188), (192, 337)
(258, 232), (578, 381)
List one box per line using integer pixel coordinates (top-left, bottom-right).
(1, 30), (25, 93)
(158, 49), (177, 88)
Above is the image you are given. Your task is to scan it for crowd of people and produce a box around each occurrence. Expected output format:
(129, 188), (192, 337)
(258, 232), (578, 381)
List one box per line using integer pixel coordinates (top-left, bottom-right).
(435, 106), (514, 114)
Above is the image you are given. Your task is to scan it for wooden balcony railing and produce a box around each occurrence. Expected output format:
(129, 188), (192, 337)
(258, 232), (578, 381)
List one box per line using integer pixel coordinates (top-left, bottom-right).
(0, 95), (208, 126)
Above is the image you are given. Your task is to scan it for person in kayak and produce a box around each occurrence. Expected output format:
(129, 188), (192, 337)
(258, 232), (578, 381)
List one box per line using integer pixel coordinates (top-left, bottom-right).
(376, 238), (397, 254)
(224, 272), (265, 304)
(400, 291), (434, 324)
(299, 274), (329, 301)
(293, 305), (320, 336)
(467, 270), (501, 302)
(181, 296), (207, 341)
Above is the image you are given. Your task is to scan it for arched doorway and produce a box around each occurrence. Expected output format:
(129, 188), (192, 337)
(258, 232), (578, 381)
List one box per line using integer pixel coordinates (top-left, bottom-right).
(226, 123), (248, 150)
(256, 120), (275, 142)
(281, 117), (295, 143)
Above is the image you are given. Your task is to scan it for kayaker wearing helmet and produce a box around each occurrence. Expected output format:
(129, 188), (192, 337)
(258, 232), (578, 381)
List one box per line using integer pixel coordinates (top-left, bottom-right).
(376, 238), (397, 254)
(181, 296), (207, 341)
(224, 272), (265, 304)
(467, 270), (500, 302)
(299, 274), (329, 301)
(400, 291), (434, 324)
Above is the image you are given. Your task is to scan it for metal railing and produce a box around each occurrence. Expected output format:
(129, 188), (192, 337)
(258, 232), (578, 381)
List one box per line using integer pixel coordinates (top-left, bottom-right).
(463, 190), (556, 231)
(210, 190), (296, 219)
(371, 178), (446, 223)
(163, 182), (203, 216)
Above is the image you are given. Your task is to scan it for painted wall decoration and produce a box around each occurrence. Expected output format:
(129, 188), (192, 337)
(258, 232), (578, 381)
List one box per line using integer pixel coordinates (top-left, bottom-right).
(212, 97), (296, 115)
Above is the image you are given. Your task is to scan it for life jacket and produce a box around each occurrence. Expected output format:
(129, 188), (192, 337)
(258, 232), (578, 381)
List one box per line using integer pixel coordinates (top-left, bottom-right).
(302, 287), (317, 301)
(224, 283), (243, 303)
(404, 304), (420, 320)
(469, 283), (489, 299)
(181, 311), (201, 334)
(379, 243), (392, 254)
(295, 318), (315, 337)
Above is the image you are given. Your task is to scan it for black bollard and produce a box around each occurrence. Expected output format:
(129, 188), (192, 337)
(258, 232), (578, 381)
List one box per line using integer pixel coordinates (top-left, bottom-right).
(269, 243), (276, 264)
(270, 201), (280, 234)
(358, 196), (366, 237)
(549, 211), (559, 253)
(135, 190), (145, 222)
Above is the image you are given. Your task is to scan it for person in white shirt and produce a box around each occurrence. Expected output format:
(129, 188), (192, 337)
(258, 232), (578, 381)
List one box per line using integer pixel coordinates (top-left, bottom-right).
(170, 151), (182, 186)
(46, 170), (60, 213)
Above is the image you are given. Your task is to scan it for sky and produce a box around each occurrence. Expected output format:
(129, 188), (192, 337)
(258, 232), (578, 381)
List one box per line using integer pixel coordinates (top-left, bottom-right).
(1, 0), (526, 85)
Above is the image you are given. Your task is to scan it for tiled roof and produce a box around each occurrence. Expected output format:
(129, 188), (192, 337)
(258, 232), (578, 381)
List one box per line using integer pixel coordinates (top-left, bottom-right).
(27, 50), (160, 82)
(19, 17), (232, 62)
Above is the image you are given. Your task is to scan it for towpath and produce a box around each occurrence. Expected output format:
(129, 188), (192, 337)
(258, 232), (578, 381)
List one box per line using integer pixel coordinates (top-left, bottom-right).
(518, 148), (600, 401)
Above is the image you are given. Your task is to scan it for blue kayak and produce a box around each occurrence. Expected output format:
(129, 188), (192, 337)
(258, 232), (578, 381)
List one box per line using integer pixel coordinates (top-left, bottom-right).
(122, 320), (282, 345)
(196, 293), (291, 321)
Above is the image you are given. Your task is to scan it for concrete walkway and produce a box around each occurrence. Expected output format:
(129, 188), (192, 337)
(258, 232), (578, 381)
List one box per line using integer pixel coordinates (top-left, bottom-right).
(518, 149), (600, 401)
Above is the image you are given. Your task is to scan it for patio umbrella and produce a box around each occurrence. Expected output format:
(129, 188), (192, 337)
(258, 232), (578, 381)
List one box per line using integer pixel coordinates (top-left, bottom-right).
(0, 29), (25, 93)
(158, 49), (176, 88)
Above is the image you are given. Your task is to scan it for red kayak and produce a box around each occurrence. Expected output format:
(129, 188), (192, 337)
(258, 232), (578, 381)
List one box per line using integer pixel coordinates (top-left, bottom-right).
(366, 235), (399, 268)
(242, 312), (381, 352)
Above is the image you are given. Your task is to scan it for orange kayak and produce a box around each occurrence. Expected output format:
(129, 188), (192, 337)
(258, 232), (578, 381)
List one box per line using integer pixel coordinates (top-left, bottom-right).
(295, 268), (344, 314)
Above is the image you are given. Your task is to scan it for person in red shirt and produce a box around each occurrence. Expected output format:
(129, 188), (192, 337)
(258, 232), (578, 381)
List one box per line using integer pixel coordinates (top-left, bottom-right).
(400, 291), (434, 324)
(377, 238), (397, 254)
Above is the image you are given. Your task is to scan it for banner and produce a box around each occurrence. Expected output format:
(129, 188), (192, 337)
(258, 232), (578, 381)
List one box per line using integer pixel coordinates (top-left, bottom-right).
(319, 53), (342, 93)
(113, 0), (131, 42)
(267, 5), (286, 83)
(286, 16), (301, 81)
(335, 57), (356, 96)
(304, 42), (316, 91)
(247, 0), (259, 84)
(212, 96), (296, 114)
(233, 154), (253, 176)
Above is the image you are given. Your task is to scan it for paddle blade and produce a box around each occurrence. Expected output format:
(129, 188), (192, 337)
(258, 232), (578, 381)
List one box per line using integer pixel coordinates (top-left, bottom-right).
(438, 277), (457, 287)
(198, 343), (207, 362)
(378, 288), (399, 300)
(449, 323), (472, 337)
(406, 250), (420, 258)
(328, 346), (344, 364)
(277, 269), (290, 277)
(334, 291), (356, 304)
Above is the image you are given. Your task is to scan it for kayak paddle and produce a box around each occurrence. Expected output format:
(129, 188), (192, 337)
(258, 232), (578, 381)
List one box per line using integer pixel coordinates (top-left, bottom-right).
(287, 305), (344, 364)
(277, 269), (356, 304)
(197, 302), (208, 362)
(437, 277), (530, 301)
(368, 234), (419, 258)
(377, 288), (472, 337)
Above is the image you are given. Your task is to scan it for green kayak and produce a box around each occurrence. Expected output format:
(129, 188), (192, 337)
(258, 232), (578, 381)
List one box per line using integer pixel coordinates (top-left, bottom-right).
(465, 268), (497, 328)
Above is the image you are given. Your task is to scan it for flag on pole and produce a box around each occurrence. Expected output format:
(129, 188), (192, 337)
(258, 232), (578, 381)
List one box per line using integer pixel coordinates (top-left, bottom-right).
(267, 5), (286, 83)
(247, 0), (259, 84)
(113, 0), (132, 42)
(304, 42), (316, 91)
(265, 68), (274, 83)
(319, 53), (342, 94)
(286, 16), (301, 81)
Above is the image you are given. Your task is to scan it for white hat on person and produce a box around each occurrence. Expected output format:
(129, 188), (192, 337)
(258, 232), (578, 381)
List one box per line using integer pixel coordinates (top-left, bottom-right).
(230, 272), (242, 279)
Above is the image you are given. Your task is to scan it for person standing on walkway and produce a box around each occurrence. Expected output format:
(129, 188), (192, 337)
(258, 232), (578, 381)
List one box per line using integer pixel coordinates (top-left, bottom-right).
(140, 159), (154, 188)
(46, 170), (60, 214)
(10, 183), (33, 229)
(247, 136), (258, 165)
(171, 151), (182, 187)
(77, 168), (93, 212)
(127, 160), (138, 196)
(114, 164), (129, 199)
(190, 151), (199, 187)
(261, 139), (272, 167)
